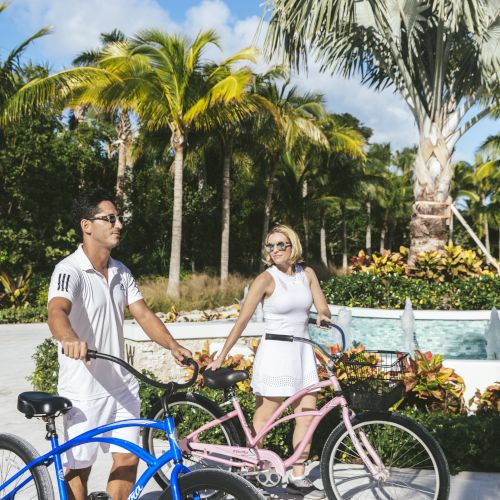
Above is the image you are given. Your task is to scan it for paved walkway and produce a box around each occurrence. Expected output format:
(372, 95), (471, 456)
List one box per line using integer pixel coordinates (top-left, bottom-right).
(0, 323), (498, 499)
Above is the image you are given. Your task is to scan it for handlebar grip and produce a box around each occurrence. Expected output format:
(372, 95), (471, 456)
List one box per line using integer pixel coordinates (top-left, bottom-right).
(176, 358), (199, 389)
(265, 333), (294, 342)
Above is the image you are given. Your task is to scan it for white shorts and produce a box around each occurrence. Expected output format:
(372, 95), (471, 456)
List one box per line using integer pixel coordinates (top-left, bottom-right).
(62, 391), (140, 469)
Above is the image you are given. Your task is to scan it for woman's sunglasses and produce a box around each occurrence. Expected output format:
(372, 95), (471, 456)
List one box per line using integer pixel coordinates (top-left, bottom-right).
(264, 242), (292, 253)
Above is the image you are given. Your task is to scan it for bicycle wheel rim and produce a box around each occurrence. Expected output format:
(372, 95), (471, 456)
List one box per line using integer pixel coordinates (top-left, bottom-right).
(147, 399), (234, 482)
(0, 449), (41, 499)
(327, 419), (441, 499)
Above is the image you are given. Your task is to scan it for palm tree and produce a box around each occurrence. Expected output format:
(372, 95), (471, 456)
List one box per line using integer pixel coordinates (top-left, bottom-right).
(5, 29), (257, 296)
(0, 3), (50, 116)
(250, 74), (328, 269)
(72, 29), (133, 207)
(264, 0), (500, 260)
(456, 155), (500, 252)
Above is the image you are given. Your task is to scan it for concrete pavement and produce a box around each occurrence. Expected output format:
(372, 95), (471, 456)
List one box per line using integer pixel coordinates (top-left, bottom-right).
(0, 322), (498, 499)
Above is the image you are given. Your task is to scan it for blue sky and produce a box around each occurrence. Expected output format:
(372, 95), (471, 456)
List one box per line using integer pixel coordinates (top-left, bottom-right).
(0, 0), (497, 162)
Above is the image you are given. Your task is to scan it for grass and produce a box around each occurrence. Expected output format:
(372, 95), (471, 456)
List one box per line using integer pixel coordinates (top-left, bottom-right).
(138, 273), (249, 313)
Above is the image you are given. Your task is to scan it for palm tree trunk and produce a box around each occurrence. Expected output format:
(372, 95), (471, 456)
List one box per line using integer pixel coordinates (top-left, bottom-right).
(198, 151), (207, 191)
(448, 211), (454, 245)
(320, 206), (327, 268)
(167, 133), (185, 297)
(366, 201), (372, 255)
(481, 195), (490, 253)
(341, 202), (348, 272)
(115, 110), (131, 208)
(380, 215), (388, 252)
(409, 127), (453, 262)
(259, 163), (277, 271)
(302, 179), (309, 259)
(220, 139), (232, 286)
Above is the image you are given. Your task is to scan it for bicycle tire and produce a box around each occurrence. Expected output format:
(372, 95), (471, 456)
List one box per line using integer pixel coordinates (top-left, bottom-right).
(143, 392), (242, 489)
(159, 468), (266, 500)
(320, 411), (450, 499)
(0, 433), (55, 500)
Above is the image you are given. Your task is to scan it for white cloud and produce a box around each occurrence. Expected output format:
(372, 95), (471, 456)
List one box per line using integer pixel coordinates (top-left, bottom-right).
(12, 0), (177, 61)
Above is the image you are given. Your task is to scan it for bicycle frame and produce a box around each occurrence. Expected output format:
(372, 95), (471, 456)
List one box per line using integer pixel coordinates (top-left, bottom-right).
(0, 416), (190, 500)
(184, 375), (386, 480)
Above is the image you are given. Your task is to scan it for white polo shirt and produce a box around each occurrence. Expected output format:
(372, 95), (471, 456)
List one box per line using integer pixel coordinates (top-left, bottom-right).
(48, 245), (142, 401)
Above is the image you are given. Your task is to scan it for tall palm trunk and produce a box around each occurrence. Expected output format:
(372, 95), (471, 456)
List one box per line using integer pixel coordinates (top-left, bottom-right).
(380, 214), (388, 252)
(448, 211), (454, 245)
(409, 124), (456, 261)
(198, 151), (207, 191)
(341, 202), (348, 272)
(220, 139), (233, 286)
(320, 206), (327, 268)
(366, 201), (372, 255)
(260, 162), (277, 271)
(481, 195), (490, 253)
(115, 110), (131, 208)
(167, 132), (185, 297)
(302, 179), (309, 258)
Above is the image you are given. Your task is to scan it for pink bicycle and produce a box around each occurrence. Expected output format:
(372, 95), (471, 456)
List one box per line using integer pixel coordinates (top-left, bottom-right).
(143, 326), (450, 499)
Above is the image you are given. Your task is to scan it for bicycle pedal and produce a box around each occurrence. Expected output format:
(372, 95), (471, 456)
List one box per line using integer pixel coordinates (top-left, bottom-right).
(88, 492), (112, 499)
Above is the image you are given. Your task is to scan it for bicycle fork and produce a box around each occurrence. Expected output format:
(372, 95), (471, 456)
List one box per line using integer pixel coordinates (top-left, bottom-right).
(341, 406), (389, 481)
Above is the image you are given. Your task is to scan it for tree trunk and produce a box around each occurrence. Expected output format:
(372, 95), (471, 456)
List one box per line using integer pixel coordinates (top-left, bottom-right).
(409, 124), (454, 262)
(115, 110), (132, 209)
(259, 163), (277, 272)
(302, 180), (309, 259)
(198, 151), (207, 191)
(481, 195), (490, 253)
(220, 139), (232, 287)
(341, 202), (348, 272)
(380, 216), (387, 253)
(366, 201), (372, 255)
(167, 133), (185, 297)
(320, 206), (327, 268)
(448, 210), (454, 245)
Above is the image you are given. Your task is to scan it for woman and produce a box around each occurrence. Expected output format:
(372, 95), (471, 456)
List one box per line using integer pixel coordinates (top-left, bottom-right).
(206, 225), (331, 499)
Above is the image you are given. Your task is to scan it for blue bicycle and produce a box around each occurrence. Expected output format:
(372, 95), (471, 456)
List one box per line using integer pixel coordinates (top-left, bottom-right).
(0, 350), (264, 500)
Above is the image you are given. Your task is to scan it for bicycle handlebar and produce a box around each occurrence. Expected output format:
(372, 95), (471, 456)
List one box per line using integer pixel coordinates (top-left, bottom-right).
(63, 348), (199, 391)
(266, 321), (346, 361)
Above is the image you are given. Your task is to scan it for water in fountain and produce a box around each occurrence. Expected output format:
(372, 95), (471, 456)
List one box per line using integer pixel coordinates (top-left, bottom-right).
(401, 297), (417, 355)
(485, 307), (500, 360)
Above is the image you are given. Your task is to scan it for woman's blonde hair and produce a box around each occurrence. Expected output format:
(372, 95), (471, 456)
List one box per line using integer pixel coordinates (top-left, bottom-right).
(262, 224), (304, 267)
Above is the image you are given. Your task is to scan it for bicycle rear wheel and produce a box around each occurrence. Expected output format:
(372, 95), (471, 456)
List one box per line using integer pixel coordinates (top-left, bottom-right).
(143, 392), (242, 489)
(320, 412), (450, 500)
(159, 469), (266, 500)
(0, 433), (54, 500)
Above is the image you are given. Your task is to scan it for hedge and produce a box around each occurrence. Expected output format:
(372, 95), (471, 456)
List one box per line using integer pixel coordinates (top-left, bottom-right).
(321, 274), (500, 310)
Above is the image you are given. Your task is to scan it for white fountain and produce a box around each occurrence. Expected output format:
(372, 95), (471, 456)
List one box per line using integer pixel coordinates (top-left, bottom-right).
(485, 307), (500, 360)
(336, 307), (353, 349)
(401, 297), (417, 355)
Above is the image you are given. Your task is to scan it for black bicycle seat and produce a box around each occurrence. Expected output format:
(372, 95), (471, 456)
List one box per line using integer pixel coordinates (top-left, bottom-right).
(18, 391), (72, 419)
(203, 368), (249, 389)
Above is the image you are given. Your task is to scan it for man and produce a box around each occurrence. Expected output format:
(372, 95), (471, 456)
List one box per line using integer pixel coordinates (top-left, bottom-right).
(48, 189), (191, 500)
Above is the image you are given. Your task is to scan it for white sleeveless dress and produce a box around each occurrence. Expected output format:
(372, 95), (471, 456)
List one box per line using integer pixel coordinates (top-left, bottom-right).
(251, 264), (319, 397)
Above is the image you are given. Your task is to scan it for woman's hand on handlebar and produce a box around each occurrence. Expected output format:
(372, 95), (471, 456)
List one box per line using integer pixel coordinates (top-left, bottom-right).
(316, 313), (332, 329)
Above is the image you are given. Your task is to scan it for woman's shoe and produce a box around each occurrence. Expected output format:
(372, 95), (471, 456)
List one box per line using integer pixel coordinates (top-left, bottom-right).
(285, 474), (326, 499)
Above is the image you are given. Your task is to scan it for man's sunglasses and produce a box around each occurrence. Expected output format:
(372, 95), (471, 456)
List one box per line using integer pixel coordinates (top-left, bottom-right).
(87, 214), (126, 225)
(264, 242), (291, 253)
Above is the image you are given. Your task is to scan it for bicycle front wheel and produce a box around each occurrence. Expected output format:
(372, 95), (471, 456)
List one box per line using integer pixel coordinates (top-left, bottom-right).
(0, 433), (55, 500)
(143, 392), (242, 489)
(159, 469), (266, 500)
(320, 412), (450, 500)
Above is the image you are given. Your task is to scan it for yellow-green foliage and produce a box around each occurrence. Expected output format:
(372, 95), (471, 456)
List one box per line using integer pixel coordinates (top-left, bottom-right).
(469, 382), (500, 415)
(351, 244), (496, 281)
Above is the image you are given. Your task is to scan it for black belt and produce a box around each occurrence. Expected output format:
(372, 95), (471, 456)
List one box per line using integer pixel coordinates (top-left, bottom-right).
(265, 333), (294, 342)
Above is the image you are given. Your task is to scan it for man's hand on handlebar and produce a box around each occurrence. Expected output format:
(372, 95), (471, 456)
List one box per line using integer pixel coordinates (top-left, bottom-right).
(171, 344), (193, 366)
(61, 337), (89, 364)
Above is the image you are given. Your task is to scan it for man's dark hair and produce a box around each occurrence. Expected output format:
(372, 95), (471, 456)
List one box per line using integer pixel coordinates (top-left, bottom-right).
(72, 188), (116, 236)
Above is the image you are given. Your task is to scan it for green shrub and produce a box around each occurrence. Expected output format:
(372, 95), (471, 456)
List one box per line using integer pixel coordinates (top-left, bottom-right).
(321, 274), (500, 310)
(0, 305), (48, 324)
(27, 338), (58, 393)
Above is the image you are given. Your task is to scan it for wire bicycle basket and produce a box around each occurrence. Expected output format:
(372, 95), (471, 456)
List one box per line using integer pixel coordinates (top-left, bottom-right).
(334, 350), (408, 410)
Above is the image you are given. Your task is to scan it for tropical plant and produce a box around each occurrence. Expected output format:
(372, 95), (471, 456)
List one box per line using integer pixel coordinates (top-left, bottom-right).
(264, 0), (500, 260)
(0, 266), (32, 307)
(469, 382), (500, 415)
(401, 350), (465, 414)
